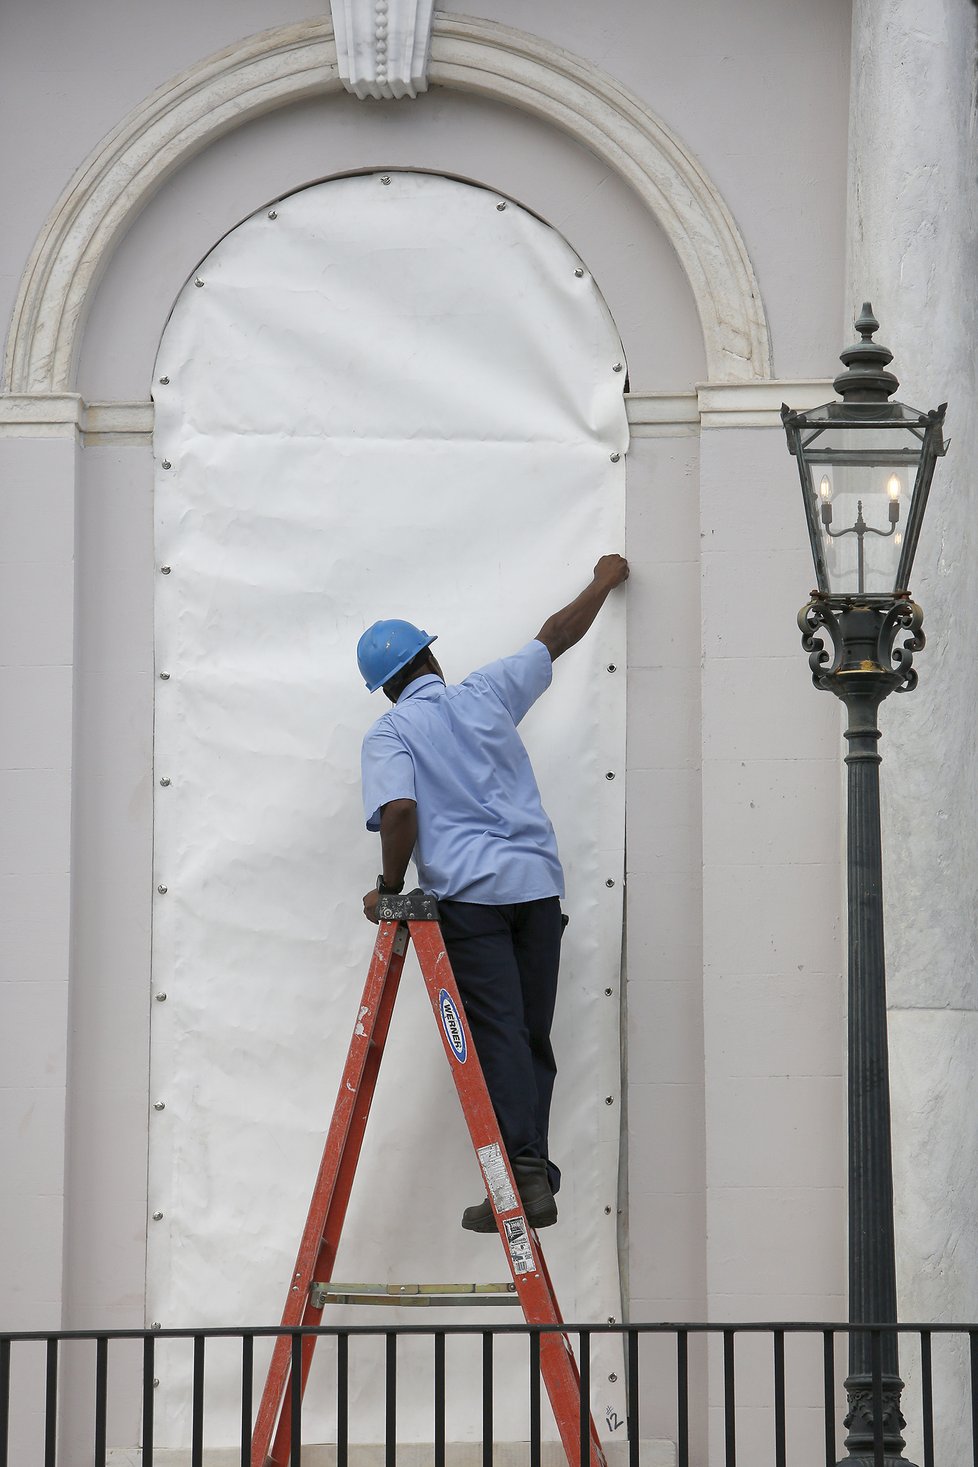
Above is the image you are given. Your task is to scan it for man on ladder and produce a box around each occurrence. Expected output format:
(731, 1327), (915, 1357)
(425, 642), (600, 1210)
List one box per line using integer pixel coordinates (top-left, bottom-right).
(357, 554), (629, 1233)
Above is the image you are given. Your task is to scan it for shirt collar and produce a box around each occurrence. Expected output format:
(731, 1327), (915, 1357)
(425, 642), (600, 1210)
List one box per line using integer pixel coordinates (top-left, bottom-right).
(397, 673), (444, 704)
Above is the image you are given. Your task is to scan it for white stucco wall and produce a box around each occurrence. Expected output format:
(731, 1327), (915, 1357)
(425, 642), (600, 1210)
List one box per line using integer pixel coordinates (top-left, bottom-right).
(0, 434), (77, 1330)
(2, 0), (926, 1461)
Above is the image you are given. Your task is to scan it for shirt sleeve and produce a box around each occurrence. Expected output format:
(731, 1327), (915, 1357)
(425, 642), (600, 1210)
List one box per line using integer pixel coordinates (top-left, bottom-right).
(361, 719), (417, 831)
(471, 639), (554, 725)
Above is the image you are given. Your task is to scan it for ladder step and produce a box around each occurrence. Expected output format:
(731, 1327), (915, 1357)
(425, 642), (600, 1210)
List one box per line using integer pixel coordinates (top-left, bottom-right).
(310, 1281), (519, 1308)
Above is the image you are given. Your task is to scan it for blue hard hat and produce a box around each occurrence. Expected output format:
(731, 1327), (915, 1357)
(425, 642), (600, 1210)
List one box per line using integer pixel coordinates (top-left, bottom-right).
(357, 619), (437, 693)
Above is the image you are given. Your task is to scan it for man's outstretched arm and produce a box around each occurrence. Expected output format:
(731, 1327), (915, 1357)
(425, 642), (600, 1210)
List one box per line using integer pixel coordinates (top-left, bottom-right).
(535, 554), (629, 660)
(362, 797), (418, 922)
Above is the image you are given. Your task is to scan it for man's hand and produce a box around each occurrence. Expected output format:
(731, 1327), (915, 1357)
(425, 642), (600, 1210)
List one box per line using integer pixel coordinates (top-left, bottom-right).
(536, 552), (630, 660)
(593, 554), (629, 588)
(362, 798), (418, 923)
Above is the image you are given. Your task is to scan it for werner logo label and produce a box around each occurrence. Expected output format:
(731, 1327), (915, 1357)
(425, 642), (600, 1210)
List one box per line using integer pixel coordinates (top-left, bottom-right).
(438, 989), (467, 1063)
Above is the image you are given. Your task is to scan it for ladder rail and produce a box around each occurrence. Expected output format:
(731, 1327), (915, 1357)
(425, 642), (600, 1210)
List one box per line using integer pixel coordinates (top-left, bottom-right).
(409, 920), (607, 1467)
(252, 921), (408, 1467)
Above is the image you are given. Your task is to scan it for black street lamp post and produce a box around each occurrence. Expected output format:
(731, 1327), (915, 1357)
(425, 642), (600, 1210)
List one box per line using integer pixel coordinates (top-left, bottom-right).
(781, 306), (948, 1467)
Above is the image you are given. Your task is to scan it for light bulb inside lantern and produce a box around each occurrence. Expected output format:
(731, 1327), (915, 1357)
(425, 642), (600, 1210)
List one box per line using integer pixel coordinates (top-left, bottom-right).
(886, 472), (902, 526)
(819, 475), (832, 503)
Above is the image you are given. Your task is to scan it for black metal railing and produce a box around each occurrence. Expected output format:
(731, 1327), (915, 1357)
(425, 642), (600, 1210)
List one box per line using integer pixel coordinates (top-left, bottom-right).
(2, 1320), (977, 1467)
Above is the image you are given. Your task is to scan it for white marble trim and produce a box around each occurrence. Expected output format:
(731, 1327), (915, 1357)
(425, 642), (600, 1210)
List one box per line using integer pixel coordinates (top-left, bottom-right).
(4, 16), (771, 395)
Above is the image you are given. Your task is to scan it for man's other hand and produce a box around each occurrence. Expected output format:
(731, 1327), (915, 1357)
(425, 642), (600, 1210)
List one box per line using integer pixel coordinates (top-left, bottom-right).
(594, 553), (629, 587)
(363, 888), (380, 923)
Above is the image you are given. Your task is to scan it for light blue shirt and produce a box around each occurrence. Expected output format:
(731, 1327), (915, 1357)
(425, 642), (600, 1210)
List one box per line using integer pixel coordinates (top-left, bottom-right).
(361, 640), (564, 904)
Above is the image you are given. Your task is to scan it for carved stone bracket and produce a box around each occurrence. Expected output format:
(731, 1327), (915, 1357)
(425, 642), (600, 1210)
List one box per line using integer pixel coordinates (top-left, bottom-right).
(330, 0), (435, 99)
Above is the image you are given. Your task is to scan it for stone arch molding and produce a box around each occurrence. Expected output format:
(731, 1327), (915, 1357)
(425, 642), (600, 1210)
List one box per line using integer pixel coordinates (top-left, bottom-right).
(5, 14), (771, 395)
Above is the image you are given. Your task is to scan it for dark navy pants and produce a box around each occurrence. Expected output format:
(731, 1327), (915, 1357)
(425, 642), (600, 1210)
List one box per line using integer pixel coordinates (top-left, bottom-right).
(437, 896), (563, 1193)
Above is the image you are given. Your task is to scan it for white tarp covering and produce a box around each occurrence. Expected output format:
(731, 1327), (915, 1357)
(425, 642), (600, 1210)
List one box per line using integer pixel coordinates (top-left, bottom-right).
(150, 171), (628, 1451)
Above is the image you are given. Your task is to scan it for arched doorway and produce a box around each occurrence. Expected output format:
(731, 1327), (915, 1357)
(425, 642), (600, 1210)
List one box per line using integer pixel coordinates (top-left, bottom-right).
(150, 170), (628, 1448)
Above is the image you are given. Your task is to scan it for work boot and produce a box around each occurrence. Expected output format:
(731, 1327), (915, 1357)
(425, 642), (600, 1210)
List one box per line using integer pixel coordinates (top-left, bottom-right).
(461, 1157), (558, 1233)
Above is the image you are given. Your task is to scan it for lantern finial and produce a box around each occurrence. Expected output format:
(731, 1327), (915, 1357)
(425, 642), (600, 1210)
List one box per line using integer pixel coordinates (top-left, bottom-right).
(833, 302), (900, 404)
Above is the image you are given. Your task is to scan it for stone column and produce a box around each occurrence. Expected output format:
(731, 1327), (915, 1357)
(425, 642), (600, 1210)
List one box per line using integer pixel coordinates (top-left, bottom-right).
(847, 4), (978, 1462)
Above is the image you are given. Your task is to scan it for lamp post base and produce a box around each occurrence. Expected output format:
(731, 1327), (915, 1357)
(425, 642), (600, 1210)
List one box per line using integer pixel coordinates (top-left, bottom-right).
(837, 1373), (918, 1467)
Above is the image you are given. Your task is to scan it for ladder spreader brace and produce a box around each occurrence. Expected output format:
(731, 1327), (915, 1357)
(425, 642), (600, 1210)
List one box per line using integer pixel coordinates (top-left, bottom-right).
(309, 1281), (519, 1308)
(251, 891), (607, 1467)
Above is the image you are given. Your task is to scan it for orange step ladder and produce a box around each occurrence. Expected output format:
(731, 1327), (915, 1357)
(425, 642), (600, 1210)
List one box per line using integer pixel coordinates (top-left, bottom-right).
(251, 889), (607, 1467)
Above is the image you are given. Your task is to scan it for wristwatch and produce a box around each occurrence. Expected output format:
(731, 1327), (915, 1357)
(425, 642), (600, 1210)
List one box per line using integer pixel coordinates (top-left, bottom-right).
(376, 874), (404, 895)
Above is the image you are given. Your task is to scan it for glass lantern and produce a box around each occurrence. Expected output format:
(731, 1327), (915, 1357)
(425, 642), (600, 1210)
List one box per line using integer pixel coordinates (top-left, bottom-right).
(782, 305), (947, 605)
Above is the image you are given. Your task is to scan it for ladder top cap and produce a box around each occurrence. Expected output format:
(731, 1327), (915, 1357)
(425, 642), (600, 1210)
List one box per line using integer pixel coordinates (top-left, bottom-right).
(377, 888), (440, 922)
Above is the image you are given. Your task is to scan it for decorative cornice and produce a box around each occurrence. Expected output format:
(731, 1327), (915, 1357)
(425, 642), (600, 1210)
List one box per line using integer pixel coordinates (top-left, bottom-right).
(625, 394), (698, 437)
(696, 379), (832, 429)
(4, 16), (771, 396)
(330, 0), (434, 99)
(0, 395), (154, 443)
(0, 386), (834, 442)
(625, 382), (833, 433)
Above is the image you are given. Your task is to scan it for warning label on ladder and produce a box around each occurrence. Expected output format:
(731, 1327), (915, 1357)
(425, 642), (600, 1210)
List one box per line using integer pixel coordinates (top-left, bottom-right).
(477, 1142), (518, 1213)
(502, 1215), (535, 1275)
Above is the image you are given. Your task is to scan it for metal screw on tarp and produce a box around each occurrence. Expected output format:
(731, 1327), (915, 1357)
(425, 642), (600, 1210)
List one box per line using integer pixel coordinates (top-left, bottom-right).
(160, 777), (170, 787)
(194, 278), (204, 288)
(268, 210), (278, 219)
(156, 993), (167, 1002)
(610, 452), (621, 463)
(607, 664), (616, 672)
(154, 1102), (165, 1111)
(609, 1373), (618, 1383)
(613, 363), (623, 372)
(158, 376), (169, 385)
(605, 1096), (614, 1105)
(605, 988), (613, 996)
(496, 201), (507, 211)
(161, 461), (171, 470)
(381, 176), (391, 185)
(153, 1212), (163, 1221)
(574, 268), (585, 278)
(157, 885), (167, 894)
(604, 1205), (612, 1214)
(159, 672), (170, 680)
(160, 566), (171, 575)
(605, 879), (615, 888)
(605, 771), (615, 780)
